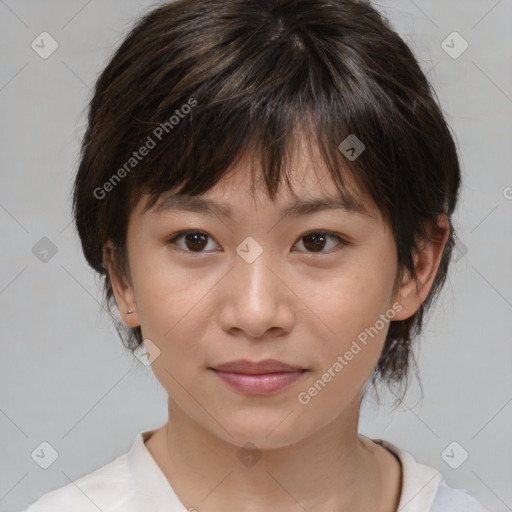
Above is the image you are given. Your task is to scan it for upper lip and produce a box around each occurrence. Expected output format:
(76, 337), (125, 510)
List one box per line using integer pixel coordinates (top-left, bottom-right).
(210, 359), (305, 374)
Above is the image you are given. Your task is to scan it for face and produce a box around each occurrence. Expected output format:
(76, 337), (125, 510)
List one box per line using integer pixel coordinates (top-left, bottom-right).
(109, 143), (415, 450)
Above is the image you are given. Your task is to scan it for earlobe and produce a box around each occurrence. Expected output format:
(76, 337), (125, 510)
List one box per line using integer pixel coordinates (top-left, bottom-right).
(392, 215), (450, 321)
(103, 240), (140, 328)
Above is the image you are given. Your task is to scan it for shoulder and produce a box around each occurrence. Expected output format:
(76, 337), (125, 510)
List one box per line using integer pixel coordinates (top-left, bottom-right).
(370, 438), (488, 512)
(22, 452), (136, 512)
(21, 429), (185, 512)
(430, 480), (489, 512)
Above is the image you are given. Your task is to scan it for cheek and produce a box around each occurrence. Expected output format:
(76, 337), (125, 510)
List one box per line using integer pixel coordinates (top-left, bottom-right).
(129, 248), (221, 365)
(308, 250), (397, 380)
(135, 268), (209, 337)
(133, 267), (215, 397)
(295, 277), (394, 418)
(324, 258), (394, 336)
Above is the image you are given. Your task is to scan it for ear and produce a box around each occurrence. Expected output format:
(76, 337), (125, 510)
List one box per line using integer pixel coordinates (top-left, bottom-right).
(103, 240), (140, 328)
(392, 215), (450, 321)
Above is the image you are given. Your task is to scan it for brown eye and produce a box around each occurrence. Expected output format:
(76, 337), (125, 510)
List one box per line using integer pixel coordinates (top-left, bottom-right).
(295, 232), (346, 253)
(167, 230), (347, 255)
(167, 230), (219, 252)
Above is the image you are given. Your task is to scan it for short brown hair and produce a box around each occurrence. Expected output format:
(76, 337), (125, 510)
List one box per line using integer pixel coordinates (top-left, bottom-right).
(72, 0), (461, 402)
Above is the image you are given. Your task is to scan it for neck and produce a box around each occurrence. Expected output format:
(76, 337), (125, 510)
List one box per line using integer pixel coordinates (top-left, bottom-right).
(144, 394), (400, 512)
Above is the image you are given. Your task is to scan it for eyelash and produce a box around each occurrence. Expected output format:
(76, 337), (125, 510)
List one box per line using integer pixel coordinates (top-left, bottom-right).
(166, 230), (350, 255)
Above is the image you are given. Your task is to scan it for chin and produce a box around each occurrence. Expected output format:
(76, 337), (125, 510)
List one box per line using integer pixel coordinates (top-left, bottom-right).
(211, 415), (312, 451)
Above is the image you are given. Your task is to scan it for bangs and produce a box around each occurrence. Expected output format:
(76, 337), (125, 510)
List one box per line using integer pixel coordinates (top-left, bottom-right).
(133, 116), (376, 220)
(105, 5), (409, 222)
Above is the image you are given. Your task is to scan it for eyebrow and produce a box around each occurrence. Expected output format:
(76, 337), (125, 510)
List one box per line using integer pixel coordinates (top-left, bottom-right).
(151, 192), (372, 218)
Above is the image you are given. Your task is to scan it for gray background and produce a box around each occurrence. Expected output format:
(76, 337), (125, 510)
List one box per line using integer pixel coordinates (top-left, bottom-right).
(1, 1), (511, 511)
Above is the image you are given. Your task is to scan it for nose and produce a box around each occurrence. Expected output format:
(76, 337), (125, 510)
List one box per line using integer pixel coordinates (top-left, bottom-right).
(218, 252), (295, 340)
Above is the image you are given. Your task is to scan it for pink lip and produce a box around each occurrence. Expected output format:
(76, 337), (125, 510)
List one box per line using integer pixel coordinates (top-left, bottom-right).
(210, 359), (307, 395)
(211, 359), (304, 374)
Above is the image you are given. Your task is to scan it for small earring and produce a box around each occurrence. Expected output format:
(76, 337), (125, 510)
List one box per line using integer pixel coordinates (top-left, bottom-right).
(127, 309), (133, 314)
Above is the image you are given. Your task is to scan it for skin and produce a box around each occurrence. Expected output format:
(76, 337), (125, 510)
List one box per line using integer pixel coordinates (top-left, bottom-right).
(104, 139), (449, 512)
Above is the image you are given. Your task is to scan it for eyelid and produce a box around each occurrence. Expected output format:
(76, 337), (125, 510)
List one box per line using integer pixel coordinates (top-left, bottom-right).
(293, 231), (351, 254)
(166, 230), (221, 253)
(299, 230), (351, 244)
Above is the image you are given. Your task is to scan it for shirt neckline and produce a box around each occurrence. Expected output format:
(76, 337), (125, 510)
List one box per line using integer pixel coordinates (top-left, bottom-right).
(128, 429), (442, 512)
(372, 438), (442, 511)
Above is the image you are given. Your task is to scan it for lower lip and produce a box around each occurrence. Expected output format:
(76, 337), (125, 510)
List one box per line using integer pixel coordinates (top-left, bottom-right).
(211, 369), (307, 395)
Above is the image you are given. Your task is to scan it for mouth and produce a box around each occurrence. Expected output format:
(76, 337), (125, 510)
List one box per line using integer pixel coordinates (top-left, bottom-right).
(209, 359), (308, 395)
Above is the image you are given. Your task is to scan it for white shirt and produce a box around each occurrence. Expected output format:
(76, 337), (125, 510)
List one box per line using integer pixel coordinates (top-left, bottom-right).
(22, 429), (489, 511)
